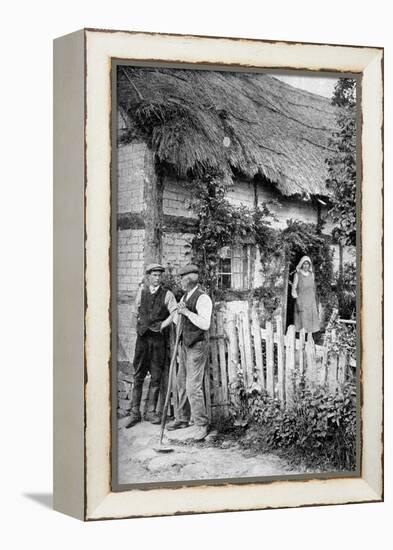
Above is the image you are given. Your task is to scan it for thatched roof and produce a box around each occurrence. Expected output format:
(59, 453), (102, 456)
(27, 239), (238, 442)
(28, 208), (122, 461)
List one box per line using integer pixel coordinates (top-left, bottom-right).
(118, 66), (340, 198)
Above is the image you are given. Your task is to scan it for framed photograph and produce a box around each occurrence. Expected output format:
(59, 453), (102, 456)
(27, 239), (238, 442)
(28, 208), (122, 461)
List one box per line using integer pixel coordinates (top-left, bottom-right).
(53, 29), (383, 520)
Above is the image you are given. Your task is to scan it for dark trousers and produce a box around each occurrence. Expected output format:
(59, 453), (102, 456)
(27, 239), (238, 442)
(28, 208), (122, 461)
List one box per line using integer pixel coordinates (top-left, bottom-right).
(131, 330), (166, 412)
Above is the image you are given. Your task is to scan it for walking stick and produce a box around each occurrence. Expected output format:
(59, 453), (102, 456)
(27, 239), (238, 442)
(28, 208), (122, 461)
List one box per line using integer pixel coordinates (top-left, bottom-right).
(154, 316), (183, 453)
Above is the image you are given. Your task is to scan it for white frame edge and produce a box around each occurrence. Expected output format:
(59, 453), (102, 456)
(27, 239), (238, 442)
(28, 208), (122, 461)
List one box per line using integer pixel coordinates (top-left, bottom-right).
(83, 29), (383, 520)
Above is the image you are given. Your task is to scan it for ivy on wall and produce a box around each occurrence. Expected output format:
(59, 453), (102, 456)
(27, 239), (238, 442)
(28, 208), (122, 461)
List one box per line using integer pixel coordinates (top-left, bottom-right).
(188, 170), (336, 322)
(188, 169), (271, 302)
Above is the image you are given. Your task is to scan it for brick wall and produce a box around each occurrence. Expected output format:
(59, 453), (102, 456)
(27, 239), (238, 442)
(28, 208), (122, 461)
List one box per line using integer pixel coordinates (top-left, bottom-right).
(117, 229), (145, 363)
(161, 177), (320, 231)
(227, 180), (255, 209)
(117, 229), (145, 293)
(163, 177), (197, 219)
(162, 232), (194, 273)
(257, 186), (318, 229)
(117, 142), (146, 214)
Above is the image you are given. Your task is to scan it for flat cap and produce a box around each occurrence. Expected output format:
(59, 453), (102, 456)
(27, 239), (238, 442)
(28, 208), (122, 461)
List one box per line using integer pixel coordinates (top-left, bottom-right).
(178, 264), (199, 276)
(145, 263), (165, 274)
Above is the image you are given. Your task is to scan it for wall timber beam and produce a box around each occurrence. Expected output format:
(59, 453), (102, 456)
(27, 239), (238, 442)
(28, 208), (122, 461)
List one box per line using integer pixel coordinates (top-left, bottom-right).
(117, 213), (198, 233)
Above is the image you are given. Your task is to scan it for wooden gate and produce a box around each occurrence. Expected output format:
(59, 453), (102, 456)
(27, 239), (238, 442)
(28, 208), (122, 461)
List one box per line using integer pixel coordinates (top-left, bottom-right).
(202, 305), (355, 421)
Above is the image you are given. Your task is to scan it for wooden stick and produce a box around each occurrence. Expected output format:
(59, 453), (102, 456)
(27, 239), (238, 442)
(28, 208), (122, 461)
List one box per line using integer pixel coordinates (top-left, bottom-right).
(285, 325), (295, 407)
(266, 320), (274, 396)
(242, 311), (254, 388)
(327, 354), (338, 393)
(159, 318), (183, 446)
(276, 315), (285, 404)
(226, 315), (239, 386)
(299, 328), (305, 377)
(337, 351), (347, 385)
(251, 307), (265, 389)
(237, 313), (248, 387)
(305, 336), (317, 387)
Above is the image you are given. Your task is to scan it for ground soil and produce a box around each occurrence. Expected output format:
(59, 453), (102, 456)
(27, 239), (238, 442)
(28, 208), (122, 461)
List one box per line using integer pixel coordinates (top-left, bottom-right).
(117, 417), (307, 485)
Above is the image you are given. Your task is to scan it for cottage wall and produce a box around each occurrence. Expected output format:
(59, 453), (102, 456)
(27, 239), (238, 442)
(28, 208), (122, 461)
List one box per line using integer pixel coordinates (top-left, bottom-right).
(117, 142), (146, 214)
(163, 177), (196, 219)
(257, 187), (319, 229)
(162, 232), (194, 272)
(117, 228), (145, 363)
(117, 144), (346, 364)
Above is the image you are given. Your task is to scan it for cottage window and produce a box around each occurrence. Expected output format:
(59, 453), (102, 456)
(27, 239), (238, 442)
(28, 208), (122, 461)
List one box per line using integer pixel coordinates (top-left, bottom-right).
(217, 244), (253, 291)
(217, 247), (232, 290)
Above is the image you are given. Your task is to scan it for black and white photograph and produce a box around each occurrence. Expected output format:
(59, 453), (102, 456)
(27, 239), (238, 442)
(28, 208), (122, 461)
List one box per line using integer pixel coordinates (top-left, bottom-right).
(114, 64), (359, 486)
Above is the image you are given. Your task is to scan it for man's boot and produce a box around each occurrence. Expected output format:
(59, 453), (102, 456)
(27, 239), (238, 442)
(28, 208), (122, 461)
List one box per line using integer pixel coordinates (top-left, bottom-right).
(125, 382), (143, 429)
(144, 385), (161, 424)
(125, 408), (141, 428)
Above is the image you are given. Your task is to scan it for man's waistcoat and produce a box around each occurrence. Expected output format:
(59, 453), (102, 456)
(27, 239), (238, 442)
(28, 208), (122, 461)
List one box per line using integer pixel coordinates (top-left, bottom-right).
(182, 286), (208, 347)
(137, 286), (168, 336)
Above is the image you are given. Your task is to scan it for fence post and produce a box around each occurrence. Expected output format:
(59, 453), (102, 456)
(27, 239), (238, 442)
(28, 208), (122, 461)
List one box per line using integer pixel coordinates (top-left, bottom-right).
(241, 311), (254, 388)
(266, 320), (274, 397)
(337, 351), (347, 386)
(204, 366), (212, 424)
(326, 328), (338, 392)
(236, 313), (248, 388)
(305, 335), (317, 387)
(226, 314), (239, 386)
(327, 354), (338, 392)
(321, 308), (339, 383)
(285, 325), (295, 407)
(299, 328), (305, 377)
(276, 315), (285, 404)
(210, 315), (222, 411)
(251, 306), (265, 390)
(217, 311), (229, 416)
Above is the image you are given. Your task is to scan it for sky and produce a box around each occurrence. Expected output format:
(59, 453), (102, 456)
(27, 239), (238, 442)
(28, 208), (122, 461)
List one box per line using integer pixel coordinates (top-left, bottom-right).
(273, 74), (338, 99)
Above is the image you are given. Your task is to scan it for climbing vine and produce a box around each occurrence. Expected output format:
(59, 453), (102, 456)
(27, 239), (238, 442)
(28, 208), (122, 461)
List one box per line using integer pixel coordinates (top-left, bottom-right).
(189, 169), (271, 301)
(188, 171), (335, 320)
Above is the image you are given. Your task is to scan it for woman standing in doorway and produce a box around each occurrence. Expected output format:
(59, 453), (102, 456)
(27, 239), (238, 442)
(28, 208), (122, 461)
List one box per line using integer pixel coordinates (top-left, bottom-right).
(291, 255), (320, 338)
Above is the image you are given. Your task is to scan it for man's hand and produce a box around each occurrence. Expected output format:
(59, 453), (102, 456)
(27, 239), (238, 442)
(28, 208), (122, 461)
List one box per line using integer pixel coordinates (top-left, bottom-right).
(177, 301), (190, 316)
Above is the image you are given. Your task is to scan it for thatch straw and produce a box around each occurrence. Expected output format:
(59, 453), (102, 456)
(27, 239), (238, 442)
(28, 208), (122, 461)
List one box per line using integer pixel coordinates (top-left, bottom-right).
(118, 66), (340, 197)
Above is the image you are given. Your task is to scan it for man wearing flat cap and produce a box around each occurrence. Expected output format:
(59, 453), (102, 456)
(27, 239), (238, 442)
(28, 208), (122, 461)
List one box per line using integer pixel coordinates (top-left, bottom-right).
(126, 263), (177, 428)
(167, 264), (213, 441)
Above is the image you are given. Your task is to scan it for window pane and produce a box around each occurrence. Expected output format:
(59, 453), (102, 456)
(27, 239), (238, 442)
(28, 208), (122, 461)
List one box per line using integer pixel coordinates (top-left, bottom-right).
(221, 274), (231, 289)
(220, 257), (231, 273)
(242, 245), (249, 289)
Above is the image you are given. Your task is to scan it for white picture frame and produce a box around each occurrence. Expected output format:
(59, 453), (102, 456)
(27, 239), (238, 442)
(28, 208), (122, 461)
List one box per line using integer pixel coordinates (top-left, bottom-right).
(53, 28), (383, 521)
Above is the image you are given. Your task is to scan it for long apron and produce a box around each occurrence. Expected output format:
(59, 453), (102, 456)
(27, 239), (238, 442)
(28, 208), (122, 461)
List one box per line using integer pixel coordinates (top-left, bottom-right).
(294, 271), (320, 332)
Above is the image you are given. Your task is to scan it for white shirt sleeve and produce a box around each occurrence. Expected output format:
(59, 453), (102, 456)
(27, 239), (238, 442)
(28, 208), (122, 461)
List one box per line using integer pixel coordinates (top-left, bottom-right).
(185, 294), (213, 331)
(165, 290), (178, 314)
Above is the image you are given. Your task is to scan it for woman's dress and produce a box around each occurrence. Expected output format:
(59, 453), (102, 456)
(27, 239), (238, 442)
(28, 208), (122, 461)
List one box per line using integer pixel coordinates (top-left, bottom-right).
(294, 271), (320, 332)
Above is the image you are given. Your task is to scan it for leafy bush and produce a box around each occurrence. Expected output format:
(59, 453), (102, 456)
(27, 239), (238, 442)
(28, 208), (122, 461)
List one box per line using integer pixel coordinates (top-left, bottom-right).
(229, 378), (357, 471)
(336, 261), (356, 319)
(324, 315), (356, 362)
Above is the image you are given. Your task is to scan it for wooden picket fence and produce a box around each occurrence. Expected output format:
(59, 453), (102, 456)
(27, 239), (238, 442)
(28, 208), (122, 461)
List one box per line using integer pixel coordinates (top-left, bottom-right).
(132, 305), (355, 422)
(201, 305), (355, 421)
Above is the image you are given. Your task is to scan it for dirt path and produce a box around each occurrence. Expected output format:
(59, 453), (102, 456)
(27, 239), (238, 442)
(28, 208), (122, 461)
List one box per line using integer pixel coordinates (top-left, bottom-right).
(117, 418), (304, 484)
